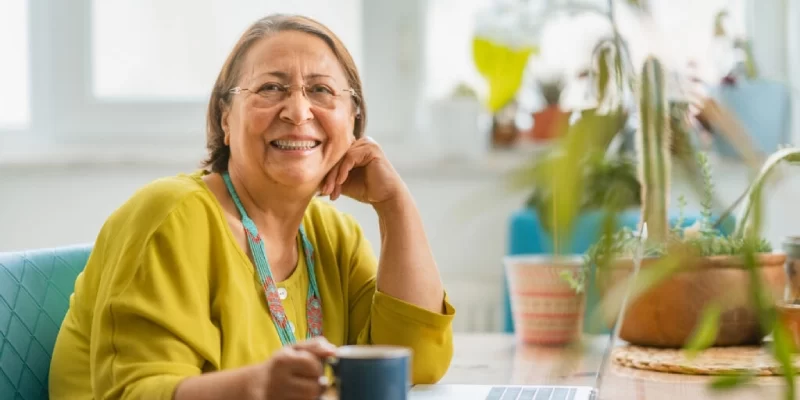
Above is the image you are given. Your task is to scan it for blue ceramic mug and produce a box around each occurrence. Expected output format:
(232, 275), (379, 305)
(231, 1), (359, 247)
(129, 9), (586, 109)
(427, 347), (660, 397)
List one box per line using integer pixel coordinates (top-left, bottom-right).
(327, 345), (412, 400)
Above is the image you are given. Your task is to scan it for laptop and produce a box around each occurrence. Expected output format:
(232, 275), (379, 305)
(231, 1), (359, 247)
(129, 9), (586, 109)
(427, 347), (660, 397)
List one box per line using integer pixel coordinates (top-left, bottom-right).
(409, 224), (649, 400)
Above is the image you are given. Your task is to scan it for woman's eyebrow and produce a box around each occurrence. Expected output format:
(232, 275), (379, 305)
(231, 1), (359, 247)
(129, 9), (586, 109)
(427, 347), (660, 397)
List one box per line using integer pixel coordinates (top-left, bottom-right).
(251, 71), (334, 81)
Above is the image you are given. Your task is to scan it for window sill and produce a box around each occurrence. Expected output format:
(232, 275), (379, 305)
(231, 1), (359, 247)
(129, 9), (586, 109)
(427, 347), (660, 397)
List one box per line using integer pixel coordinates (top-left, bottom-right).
(0, 140), (550, 180)
(0, 142), (208, 169)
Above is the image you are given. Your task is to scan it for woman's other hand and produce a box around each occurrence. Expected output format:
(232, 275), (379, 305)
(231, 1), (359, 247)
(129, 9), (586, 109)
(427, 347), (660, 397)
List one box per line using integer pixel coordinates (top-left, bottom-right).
(319, 137), (406, 205)
(251, 337), (336, 400)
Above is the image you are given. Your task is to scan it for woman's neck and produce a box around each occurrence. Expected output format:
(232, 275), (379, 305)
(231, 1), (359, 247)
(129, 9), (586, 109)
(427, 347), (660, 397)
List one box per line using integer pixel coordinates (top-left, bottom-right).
(224, 169), (315, 241)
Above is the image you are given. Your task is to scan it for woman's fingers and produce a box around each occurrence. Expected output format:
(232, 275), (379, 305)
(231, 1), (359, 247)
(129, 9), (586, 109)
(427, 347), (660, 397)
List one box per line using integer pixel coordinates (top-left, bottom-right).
(285, 375), (328, 400)
(293, 337), (337, 358)
(285, 345), (330, 399)
(330, 182), (343, 201)
(322, 137), (378, 200)
(288, 349), (325, 378)
(337, 140), (375, 183)
(321, 156), (347, 196)
(336, 141), (367, 185)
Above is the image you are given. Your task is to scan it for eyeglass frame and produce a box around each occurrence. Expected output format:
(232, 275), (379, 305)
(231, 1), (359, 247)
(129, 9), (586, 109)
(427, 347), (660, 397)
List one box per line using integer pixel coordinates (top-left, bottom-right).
(228, 84), (361, 109)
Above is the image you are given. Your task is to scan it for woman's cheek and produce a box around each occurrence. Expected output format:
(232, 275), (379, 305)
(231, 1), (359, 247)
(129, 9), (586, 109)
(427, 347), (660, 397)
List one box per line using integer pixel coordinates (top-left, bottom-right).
(246, 108), (275, 132)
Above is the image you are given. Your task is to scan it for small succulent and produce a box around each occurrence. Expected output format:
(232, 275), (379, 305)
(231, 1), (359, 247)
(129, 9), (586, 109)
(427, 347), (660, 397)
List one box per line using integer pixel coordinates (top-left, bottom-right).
(579, 151), (773, 283)
(537, 76), (564, 107)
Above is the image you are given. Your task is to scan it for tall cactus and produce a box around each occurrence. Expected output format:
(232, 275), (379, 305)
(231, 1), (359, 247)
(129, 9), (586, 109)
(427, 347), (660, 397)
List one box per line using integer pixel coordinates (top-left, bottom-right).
(636, 56), (671, 242)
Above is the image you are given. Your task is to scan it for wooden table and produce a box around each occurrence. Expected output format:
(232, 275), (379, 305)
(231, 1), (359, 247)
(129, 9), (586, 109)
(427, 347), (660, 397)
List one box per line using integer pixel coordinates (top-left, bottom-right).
(438, 333), (793, 400)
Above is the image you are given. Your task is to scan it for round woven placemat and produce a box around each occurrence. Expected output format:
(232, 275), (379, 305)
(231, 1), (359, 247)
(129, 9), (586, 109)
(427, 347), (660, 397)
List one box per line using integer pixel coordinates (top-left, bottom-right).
(612, 345), (800, 376)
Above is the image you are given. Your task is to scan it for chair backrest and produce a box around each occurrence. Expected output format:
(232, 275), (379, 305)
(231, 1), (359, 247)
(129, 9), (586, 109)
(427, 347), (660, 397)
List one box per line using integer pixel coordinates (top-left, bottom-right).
(0, 244), (92, 400)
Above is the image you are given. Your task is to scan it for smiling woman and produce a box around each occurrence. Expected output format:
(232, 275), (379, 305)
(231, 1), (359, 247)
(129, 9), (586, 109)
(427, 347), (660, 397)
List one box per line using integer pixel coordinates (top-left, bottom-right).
(48, 14), (454, 400)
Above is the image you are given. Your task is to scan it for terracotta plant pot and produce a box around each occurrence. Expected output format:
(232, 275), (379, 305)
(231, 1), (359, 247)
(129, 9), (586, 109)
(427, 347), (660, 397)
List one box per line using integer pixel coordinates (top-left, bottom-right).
(597, 253), (786, 348)
(527, 105), (570, 141)
(504, 255), (586, 346)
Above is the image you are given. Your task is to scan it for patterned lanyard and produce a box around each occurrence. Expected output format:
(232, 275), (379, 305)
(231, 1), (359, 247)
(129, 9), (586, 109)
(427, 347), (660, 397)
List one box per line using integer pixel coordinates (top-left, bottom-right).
(221, 172), (323, 345)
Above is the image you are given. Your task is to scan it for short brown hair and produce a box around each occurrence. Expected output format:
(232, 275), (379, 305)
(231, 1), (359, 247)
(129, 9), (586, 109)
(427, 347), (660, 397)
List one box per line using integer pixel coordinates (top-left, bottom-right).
(202, 14), (366, 173)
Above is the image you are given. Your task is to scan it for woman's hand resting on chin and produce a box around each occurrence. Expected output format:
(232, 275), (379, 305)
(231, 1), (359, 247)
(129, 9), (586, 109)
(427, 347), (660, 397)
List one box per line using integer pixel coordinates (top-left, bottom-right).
(319, 137), (407, 206)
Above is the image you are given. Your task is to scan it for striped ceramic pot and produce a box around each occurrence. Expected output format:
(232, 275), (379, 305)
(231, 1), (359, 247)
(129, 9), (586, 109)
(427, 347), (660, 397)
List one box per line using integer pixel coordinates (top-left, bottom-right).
(504, 255), (586, 345)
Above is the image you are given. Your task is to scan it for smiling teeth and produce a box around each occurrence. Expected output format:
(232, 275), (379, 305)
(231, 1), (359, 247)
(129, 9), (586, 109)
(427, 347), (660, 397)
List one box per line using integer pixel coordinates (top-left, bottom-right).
(273, 140), (318, 150)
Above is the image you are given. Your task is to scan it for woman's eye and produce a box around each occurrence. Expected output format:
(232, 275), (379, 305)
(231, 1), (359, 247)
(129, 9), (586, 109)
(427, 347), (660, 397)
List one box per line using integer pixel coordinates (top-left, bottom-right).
(259, 83), (283, 92)
(309, 85), (334, 95)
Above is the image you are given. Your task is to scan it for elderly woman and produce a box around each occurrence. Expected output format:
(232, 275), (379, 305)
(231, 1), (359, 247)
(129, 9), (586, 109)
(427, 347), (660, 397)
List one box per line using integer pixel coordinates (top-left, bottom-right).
(49, 14), (455, 400)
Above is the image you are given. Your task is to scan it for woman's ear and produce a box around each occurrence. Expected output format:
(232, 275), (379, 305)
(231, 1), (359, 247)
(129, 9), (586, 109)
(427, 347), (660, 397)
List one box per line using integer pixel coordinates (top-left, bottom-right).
(220, 101), (231, 146)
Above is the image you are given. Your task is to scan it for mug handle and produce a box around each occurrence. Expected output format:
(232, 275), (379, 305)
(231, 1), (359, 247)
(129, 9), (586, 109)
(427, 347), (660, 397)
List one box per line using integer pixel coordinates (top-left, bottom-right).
(324, 355), (339, 378)
(318, 356), (339, 399)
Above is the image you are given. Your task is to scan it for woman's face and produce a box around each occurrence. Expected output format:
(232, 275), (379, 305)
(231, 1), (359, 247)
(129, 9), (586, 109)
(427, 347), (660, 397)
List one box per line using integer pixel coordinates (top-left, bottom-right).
(222, 30), (357, 190)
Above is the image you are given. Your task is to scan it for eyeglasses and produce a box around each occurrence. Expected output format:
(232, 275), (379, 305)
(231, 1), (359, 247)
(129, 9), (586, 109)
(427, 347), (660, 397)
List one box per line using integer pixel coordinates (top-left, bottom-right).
(229, 83), (359, 110)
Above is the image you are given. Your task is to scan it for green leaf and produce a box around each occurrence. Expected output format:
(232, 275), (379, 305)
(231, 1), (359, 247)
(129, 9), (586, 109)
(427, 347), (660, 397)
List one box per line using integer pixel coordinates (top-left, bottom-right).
(709, 373), (755, 390)
(596, 45), (611, 104)
(559, 269), (585, 294)
(770, 321), (797, 400)
(684, 303), (722, 359)
(735, 147), (800, 237)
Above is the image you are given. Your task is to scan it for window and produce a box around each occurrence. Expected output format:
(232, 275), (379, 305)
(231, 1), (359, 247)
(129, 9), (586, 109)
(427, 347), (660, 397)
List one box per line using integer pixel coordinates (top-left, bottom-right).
(424, 0), (748, 105)
(424, 0), (489, 101)
(1, 0), (364, 152)
(0, 0), (30, 128)
(91, 0), (363, 100)
(613, 0), (748, 83)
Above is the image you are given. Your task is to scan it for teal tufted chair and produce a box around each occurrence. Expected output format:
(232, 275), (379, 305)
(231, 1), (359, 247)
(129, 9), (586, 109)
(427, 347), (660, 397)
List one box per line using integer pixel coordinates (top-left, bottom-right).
(0, 244), (92, 400)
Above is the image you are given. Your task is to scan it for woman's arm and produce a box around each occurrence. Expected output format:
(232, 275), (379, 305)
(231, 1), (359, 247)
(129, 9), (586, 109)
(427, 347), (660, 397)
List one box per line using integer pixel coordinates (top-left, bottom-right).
(174, 367), (262, 400)
(322, 137), (449, 314)
(174, 338), (336, 400)
(372, 190), (446, 314)
(340, 196), (454, 384)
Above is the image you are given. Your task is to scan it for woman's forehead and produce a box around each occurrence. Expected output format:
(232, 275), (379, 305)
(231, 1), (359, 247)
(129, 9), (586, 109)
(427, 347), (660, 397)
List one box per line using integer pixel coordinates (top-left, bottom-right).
(241, 31), (347, 83)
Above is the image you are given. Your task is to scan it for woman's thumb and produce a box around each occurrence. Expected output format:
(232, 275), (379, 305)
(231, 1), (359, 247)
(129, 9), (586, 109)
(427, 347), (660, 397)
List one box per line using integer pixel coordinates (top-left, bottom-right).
(293, 337), (337, 357)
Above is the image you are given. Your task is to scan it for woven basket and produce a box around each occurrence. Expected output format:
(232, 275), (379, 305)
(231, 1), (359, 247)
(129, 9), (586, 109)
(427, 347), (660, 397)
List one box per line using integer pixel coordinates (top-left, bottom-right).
(612, 344), (800, 376)
(504, 255), (586, 345)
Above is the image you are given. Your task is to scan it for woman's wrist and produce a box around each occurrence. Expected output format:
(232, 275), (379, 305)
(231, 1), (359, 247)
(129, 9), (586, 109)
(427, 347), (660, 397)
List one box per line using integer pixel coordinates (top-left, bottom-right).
(372, 188), (414, 217)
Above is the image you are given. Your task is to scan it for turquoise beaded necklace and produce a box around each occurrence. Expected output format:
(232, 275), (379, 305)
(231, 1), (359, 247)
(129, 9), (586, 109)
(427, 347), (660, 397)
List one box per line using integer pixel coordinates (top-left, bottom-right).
(222, 172), (323, 345)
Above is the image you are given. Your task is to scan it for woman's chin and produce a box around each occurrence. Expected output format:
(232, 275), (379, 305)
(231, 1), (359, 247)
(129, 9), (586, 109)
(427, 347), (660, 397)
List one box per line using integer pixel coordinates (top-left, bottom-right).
(267, 169), (323, 192)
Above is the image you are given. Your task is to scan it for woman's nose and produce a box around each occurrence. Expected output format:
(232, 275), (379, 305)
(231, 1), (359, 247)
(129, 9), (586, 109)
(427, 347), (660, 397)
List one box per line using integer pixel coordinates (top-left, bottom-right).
(279, 89), (314, 125)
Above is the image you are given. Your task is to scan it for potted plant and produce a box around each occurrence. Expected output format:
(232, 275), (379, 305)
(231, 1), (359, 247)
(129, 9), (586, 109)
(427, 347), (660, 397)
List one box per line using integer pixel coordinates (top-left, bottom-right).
(503, 254), (588, 346)
(503, 33), (725, 335)
(521, 75), (570, 142)
(574, 56), (800, 399)
(498, 1), (799, 397)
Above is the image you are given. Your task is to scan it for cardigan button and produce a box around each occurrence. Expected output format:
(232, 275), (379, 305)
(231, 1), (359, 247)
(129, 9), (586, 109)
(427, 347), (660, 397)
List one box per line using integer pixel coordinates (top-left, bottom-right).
(278, 287), (288, 300)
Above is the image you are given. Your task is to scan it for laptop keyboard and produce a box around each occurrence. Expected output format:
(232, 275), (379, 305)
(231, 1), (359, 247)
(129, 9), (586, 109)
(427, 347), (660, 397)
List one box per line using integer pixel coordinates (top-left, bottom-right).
(485, 386), (576, 400)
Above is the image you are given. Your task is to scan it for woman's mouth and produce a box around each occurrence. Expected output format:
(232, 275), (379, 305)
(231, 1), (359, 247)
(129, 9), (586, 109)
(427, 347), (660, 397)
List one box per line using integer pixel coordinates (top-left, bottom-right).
(270, 139), (322, 151)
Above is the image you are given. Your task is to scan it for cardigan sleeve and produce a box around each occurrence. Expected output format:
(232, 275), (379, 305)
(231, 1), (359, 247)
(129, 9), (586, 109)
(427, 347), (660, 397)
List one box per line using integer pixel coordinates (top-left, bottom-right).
(90, 195), (218, 400)
(343, 216), (456, 384)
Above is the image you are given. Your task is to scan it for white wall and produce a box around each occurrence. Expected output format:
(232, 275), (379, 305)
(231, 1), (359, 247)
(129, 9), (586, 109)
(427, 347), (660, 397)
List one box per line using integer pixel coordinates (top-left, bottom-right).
(0, 161), (520, 277)
(3, 157), (800, 270)
(0, 158), (525, 333)
(3, 154), (800, 335)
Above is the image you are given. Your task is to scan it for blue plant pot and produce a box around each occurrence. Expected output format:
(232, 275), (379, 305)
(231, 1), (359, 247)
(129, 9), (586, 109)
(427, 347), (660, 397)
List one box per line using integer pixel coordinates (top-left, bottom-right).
(503, 207), (735, 333)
